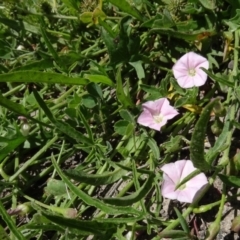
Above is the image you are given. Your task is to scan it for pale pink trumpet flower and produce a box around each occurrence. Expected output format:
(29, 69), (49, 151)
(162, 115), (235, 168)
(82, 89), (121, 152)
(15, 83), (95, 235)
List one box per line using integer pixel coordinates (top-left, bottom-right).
(161, 160), (208, 203)
(137, 98), (178, 131)
(172, 52), (209, 88)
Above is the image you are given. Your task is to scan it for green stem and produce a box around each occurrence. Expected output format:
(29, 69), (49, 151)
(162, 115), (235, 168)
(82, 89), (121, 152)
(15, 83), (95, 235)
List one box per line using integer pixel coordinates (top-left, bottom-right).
(9, 135), (58, 182)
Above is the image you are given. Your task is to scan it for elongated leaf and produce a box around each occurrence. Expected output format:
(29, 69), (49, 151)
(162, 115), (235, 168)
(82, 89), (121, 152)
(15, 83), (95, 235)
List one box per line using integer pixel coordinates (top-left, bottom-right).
(51, 155), (142, 216)
(33, 90), (55, 122)
(150, 28), (216, 41)
(84, 74), (114, 86)
(42, 212), (113, 236)
(159, 230), (190, 238)
(0, 224), (10, 240)
(0, 136), (26, 163)
(190, 99), (219, 171)
(55, 121), (93, 145)
(0, 200), (25, 240)
(0, 93), (28, 116)
(116, 66), (134, 107)
(106, 0), (144, 21)
(103, 174), (154, 206)
(206, 120), (230, 164)
(12, 59), (54, 72)
(64, 167), (128, 186)
(174, 207), (190, 234)
(0, 71), (88, 85)
(202, 69), (234, 87)
(218, 174), (240, 188)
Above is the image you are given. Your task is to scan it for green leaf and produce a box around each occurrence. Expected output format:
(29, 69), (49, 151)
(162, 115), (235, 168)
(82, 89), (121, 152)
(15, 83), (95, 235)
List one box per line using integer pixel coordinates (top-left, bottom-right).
(129, 61), (145, 79)
(0, 136), (26, 163)
(64, 167), (128, 186)
(0, 200), (25, 240)
(150, 28), (216, 42)
(190, 99), (219, 171)
(0, 71), (88, 85)
(0, 93), (28, 116)
(51, 155), (142, 216)
(101, 16), (140, 65)
(119, 109), (135, 123)
(201, 69), (234, 87)
(33, 90), (55, 123)
(206, 120), (230, 165)
(174, 207), (190, 234)
(103, 174), (154, 206)
(81, 94), (97, 108)
(0, 224), (10, 240)
(105, 0), (144, 21)
(146, 137), (160, 160)
(84, 74), (114, 86)
(116, 66), (134, 107)
(12, 59), (54, 72)
(55, 121), (93, 145)
(114, 120), (131, 136)
(198, 0), (216, 10)
(158, 230), (190, 238)
(41, 212), (110, 236)
(44, 179), (67, 196)
(218, 174), (240, 188)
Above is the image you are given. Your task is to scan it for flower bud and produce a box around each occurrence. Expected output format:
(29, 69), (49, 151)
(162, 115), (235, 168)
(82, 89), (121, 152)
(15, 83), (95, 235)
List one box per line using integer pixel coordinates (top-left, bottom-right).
(231, 215), (240, 233)
(211, 118), (223, 136)
(206, 221), (220, 240)
(213, 101), (226, 117)
(8, 202), (33, 216)
(21, 123), (31, 136)
(233, 149), (240, 171)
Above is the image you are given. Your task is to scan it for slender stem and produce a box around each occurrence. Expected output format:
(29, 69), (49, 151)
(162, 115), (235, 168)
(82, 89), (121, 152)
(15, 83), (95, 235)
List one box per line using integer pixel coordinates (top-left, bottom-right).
(9, 135), (58, 182)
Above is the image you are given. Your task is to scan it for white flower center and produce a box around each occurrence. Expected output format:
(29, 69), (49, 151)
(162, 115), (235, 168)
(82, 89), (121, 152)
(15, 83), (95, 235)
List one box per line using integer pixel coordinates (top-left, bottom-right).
(153, 114), (164, 123)
(188, 68), (196, 76)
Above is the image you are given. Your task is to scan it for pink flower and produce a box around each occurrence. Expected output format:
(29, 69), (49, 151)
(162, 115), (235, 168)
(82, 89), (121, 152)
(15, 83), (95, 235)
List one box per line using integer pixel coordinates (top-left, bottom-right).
(161, 160), (208, 203)
(137, 98), (178, 131)
(172, 52), (209, 88)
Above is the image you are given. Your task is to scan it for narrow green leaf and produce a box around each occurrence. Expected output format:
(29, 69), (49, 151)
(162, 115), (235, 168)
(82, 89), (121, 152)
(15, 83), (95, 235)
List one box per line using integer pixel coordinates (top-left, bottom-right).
(84, 74), (114, 86)
(0, 136), (26, 163)
(0, 224), (10, 240)
(64, 167), (128, 186)
(0, 71), (88, 85)
(0, 200), (25, 240)
(42, 212), (112, 236)
(150, 28), (216, 41)
(218, 174), (240, 188)
(147, 138), (160, 160)
(0, 93), (28, 116)
(11, 59), (54, 72)
(106, 0), (144, 21)
(206, 120), (230, 164)
(190, 99), (219, 171)
(202, 69), (234, 87)
(173, 207), (190, 234)
(159, 230), (190, 238)
(103, 174), (154, 206)
(78, 109), (94, 142)
(51, 155), (142, 216)
(33, 90), (55, 123)
(55, 121), (93, 145)
(116, 66), (134, 107)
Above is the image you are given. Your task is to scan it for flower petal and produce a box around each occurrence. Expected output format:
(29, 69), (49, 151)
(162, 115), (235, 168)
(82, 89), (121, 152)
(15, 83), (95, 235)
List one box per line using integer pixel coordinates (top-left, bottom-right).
(160, 99), (179, 119)
(137, 109), (154, 127)
(142, 98), (165, 115)
(161, 173), (179, 200)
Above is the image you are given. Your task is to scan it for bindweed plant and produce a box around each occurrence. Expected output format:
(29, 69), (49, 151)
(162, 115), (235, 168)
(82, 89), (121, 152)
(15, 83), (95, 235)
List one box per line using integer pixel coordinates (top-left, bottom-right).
(0, 0), (240, 239)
